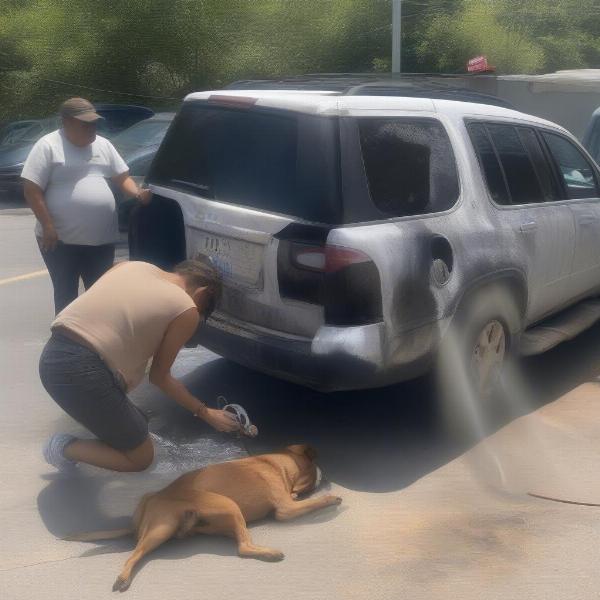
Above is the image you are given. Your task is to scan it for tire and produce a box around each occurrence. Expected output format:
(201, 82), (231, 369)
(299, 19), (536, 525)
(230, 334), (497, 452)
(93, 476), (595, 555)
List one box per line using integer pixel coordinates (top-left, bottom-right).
(436, 284), (521, 437)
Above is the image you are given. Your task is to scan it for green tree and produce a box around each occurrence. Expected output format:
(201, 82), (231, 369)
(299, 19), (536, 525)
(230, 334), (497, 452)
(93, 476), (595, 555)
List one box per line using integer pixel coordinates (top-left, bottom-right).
(2, 0), (600, 122)
(411, 0), (600, 74)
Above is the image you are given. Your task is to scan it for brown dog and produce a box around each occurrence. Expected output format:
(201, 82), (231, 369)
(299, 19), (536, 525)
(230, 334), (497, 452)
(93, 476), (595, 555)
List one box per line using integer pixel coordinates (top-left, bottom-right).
(65, 444), (342, 592)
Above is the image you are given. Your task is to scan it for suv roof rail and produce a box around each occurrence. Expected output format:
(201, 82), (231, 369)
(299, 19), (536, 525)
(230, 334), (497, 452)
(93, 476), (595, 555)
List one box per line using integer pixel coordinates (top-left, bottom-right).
(226, 71), (498, 87)
(225, 73), (511, 108)
(343, 83), (513, 108)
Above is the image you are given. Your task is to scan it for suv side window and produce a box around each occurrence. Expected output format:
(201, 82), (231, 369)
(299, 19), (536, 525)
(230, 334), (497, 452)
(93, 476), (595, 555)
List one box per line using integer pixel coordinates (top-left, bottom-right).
(485, 123), (545, 205)
(541, 132), (600, 200)
(516, 127), (560, 202)
(357, 118), (459, 217)
(468, 123), (511, 205)
(469, 122), (561, 205)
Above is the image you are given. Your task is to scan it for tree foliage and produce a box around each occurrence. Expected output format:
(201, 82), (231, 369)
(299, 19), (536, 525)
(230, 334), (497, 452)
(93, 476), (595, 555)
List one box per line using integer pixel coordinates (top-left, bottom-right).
(411, 0), (600, 73)
(0, 0), (599, 121)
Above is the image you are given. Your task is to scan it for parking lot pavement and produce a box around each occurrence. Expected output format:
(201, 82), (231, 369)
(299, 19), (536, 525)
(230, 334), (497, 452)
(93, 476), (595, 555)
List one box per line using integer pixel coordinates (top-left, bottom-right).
(3, 208), (600, 599)
(0, 208), (128, 282)
(0, 208), (46, 280)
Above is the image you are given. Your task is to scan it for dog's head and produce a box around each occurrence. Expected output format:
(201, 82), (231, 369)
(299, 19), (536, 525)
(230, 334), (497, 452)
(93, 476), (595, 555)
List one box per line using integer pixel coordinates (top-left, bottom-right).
(285, 444), (323, 495)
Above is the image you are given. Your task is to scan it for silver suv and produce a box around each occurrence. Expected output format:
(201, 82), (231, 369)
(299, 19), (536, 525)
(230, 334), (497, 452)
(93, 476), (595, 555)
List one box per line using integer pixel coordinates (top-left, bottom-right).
(130, 91), (600, 392)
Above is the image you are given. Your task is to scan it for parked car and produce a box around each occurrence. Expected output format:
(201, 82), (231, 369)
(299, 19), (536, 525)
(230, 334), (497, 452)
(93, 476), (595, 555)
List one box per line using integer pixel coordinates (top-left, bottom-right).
(109, 112), (175, 230)
(0, 104), (154, 202)
(582, 106), (600, 163)
(0, 120), (39, 146)
(129, 90), (600, 393)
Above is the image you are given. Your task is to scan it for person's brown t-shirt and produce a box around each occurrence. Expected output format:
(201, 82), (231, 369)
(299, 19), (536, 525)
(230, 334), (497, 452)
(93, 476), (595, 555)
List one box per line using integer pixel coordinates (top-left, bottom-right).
(52, 261), (196, 391)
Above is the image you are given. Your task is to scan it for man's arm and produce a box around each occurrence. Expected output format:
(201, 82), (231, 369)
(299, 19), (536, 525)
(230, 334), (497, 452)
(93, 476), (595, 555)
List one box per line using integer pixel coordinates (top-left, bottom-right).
(22, 180), (58, 251)
(111, 172), (152, 205)
(149, 308), (239, 432)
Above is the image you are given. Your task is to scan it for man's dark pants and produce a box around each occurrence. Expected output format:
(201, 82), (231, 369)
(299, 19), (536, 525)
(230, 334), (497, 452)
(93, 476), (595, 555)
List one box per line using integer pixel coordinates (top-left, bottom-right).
(39, 241), (115, 314)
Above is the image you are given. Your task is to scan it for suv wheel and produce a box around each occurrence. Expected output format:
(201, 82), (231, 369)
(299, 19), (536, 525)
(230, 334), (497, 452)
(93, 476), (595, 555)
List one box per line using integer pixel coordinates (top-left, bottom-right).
(437, 285), (521, 434)
(470, 319), (507, 399)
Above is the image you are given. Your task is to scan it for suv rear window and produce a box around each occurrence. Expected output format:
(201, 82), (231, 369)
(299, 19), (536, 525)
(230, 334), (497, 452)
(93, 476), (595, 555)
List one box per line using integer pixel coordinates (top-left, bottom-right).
(357, 118), (459, 217)
(148, 102), (342, 224)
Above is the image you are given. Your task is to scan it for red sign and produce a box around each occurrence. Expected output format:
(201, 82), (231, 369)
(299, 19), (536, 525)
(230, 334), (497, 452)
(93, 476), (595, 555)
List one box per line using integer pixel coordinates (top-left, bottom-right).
(467, 56), (495, 73)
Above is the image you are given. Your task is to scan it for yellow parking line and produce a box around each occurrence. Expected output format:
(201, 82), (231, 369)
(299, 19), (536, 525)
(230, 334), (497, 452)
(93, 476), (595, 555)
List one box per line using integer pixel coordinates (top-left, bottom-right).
(0, 269), (49, 287)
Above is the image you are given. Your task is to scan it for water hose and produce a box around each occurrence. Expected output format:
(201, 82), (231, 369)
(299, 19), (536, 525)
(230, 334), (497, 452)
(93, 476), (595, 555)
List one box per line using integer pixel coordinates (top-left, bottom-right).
(217, 395), (259, 438)
(528, 493), (600, 507)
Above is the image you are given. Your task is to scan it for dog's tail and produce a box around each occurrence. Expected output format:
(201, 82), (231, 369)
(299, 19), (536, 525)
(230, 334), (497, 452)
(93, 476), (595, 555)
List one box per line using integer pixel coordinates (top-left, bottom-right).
(62, 528), (133, 542)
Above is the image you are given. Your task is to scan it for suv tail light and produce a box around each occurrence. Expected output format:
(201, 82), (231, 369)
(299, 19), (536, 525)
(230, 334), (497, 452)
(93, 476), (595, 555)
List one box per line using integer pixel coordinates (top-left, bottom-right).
(292, 244), (371, 274)
(325, 245), (372, 273)
(292, 246), (326, 272)
(321, 245), (382, 326)
(277, 228), (383, 326)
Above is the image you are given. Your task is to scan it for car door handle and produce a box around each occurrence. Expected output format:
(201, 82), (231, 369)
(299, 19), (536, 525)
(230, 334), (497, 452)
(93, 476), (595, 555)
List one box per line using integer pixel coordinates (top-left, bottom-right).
(519, 222), (537, 233)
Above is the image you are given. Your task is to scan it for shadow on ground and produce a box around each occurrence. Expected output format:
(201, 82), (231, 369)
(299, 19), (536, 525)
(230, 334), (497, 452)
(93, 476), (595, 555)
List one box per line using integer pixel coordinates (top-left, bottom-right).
(152, 320), (600, 493)
(37, 321), (600, 547)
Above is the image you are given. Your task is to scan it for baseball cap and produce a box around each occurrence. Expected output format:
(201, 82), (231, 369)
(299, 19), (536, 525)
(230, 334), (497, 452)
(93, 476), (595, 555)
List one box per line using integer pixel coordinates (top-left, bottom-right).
(59, 97), (104, 122)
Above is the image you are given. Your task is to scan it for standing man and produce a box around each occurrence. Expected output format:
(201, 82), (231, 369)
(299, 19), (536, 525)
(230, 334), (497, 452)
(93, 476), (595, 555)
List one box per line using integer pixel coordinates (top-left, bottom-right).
(21, 97), (152, 314)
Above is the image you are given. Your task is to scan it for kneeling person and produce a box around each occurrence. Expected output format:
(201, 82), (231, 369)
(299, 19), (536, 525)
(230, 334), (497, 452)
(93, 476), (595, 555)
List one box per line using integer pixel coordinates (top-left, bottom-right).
(40, 259), (239, 472)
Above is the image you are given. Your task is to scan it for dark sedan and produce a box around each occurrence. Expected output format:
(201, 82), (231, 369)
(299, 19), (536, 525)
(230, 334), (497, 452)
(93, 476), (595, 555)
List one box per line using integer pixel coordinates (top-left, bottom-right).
(0, 120), (38, 146)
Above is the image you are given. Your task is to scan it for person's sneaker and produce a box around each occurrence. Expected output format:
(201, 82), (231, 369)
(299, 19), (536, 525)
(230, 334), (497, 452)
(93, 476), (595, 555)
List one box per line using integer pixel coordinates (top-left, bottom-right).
(43, 434), (78, 472)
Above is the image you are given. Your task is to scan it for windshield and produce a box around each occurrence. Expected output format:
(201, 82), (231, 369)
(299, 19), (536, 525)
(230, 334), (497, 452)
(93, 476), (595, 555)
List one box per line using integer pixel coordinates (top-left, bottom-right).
(149, 102), (342, 224)
(112, 119), (171, 150)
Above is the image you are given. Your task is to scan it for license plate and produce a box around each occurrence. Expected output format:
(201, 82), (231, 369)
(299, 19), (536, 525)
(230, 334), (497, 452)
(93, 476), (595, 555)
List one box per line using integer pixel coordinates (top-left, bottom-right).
(195, 231), (263, 287)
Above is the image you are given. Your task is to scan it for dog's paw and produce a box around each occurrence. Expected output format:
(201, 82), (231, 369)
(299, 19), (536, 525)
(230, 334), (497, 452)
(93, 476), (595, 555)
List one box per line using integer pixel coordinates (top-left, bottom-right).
(264, 550), (285, 562)
(112, 576), (131, 593)
(326, 495), (342, 506)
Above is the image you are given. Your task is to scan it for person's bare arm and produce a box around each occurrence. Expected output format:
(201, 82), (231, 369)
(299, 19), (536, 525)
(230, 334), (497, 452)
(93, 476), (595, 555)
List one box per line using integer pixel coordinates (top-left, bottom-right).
(149, 308), (239, 432)
(111, 172), (152, 205)
(22, 180), (57, 251)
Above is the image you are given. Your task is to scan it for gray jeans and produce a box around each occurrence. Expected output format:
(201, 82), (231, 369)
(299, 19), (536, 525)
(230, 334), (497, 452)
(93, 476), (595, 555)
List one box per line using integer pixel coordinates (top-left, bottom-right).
(39, 332), (148, 451)
(38, 241), (115, 315)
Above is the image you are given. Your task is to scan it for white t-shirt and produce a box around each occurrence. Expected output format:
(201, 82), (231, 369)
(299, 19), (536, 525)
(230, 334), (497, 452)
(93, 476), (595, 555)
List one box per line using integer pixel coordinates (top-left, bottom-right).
(21, 130), (129, 245)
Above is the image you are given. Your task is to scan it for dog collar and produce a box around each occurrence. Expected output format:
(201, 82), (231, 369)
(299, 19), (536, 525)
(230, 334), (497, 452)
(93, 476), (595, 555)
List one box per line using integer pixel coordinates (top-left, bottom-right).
(315, 465), (323, 488)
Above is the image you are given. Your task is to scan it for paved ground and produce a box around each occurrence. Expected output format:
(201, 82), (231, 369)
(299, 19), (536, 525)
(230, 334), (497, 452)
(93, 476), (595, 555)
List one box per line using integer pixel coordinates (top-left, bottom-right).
(3, 207), (600, 599)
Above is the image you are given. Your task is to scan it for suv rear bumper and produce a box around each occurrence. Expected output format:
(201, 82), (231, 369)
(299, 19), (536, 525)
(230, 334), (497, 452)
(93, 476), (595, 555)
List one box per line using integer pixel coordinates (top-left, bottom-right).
(195, 314), (430, 392)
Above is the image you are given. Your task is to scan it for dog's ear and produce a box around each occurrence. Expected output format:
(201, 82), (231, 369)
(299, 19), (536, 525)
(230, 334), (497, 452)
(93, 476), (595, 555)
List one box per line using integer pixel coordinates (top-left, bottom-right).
(286, 444), (318, 461)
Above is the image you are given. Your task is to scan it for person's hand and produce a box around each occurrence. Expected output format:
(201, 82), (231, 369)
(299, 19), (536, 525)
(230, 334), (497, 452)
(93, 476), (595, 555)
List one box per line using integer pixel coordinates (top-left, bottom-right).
(41, 223), (58, 251)
(202, 408), (240, 433)
(136, 188), (152, 206)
